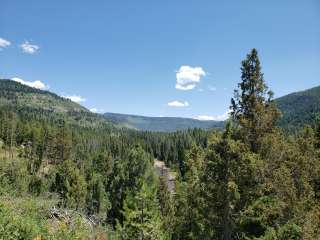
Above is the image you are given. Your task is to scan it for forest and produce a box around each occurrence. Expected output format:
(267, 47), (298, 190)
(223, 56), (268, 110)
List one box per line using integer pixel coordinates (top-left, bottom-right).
(0, 49), (319, 239)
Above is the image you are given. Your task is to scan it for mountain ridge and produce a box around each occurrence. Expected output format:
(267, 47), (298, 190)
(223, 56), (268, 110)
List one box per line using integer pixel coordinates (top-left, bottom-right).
(103, 112), (225, 132)
(1, 79), (319, 132)
(0, 79), (113, 128)
(275, 85), (320, 132)
(103, 85), (320, 132)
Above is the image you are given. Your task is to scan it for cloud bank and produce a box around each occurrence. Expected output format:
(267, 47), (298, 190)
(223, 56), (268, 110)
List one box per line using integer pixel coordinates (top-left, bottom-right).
(168, 100), (189, 107)
(194, 110), (230, 121)
(11, 77), (49, 90)
(176, 66), (206, 90)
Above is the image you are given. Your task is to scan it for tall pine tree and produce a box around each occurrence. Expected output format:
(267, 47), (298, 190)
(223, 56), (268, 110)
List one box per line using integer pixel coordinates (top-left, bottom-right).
(231, 48), (280, 152)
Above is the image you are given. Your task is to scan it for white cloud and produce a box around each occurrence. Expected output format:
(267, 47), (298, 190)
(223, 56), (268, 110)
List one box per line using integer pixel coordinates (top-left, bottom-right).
(194, 110), (230, 121)
(176, 66), (206, 90)
(19, 41), (39, 54)
(63, 95), (86, 103)
(11, 77), (49, 90)
(168, 100), (189, 107)
(0, 38), (11, 50)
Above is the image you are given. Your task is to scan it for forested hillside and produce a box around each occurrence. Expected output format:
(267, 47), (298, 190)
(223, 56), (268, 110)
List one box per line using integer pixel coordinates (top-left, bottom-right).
(0, 49), (319, 239)
(0, 79), (113, 128)
(0, 80), (209, 238)
(104, 112), (224, 132)
(276, 86), (320, 133)
(2, 79), (320, 134)
(0, 79), (86, 112)
(103, 86), (320, 133)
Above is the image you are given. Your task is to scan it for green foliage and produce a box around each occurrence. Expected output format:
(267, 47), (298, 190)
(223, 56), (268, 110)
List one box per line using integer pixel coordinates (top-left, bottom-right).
(0, 79), (114, 128)
(104, 112), (225, 132)
(231, 48), (281, 152)
(53, 160), (87, 210)
(157, 176), (175, 237)
(277, 222), (302, 240)
(315, 113), (320, 148)
(173, 146), (208, 240)
(28, 175), (43, 196)
(239, 196), (283, 239)
(0, 49), (320, 239)
(172, 49), (320, 239)
(117, 183), (166, 240)
(86, 172), (110, 218)
(276, 86), (320, 134)
(0, 196), (103, 240)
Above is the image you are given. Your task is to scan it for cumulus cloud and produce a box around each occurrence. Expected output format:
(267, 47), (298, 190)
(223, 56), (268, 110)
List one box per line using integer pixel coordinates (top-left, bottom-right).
(19, 41), (39, 54)
(11, 77), (49, 90)
(0, 37), (11, 50)
(168, 100), (189, 107)
(176, 66), (206, 90)
(194, 110), (230, 121)
(63, 95), (86, 103)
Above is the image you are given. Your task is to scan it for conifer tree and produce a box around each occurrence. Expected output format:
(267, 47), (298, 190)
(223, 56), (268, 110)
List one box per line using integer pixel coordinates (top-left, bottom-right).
(231, 48), (280, 152)
(315, 114), (320, 149)
(157, 176), (174, 237)
(86, 172), (110, 218)
(54, 160), (87, 210)
(202, 123), (238, 239)
(51, 120), (72, 164)
(117, 183), (165, 240)
(173, 145), (208, 240)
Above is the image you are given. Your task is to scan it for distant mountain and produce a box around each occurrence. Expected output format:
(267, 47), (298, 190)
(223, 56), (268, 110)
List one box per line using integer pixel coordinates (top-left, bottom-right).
(103, 112), (225, 132)
(1, 78), (319, 133)
(0, 79), (224, 132)
(0, 79), (112, 128)
(276, 85), (320, 133)
(104, 85), (320, 132)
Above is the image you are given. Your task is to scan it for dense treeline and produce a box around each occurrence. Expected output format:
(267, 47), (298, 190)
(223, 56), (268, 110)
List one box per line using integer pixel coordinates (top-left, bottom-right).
(0, 107), (157, 238)
(0, 49), (319, 239)
(276, 85), (320, 134)
(171, 49), (320, 240)
(103, 112), (225, 132)
(0, 100), (206, 238)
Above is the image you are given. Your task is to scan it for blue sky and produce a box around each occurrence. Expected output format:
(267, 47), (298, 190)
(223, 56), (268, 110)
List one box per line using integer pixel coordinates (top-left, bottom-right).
(1, 1), (319, 119)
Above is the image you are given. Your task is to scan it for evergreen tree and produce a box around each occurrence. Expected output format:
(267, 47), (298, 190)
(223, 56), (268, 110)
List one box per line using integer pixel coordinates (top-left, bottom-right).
(54, 160), (87, 210)
(117, 183), (166, 240)
(86, 172), (110, 218)
(51, 120), (72, 164)
(231, 48), (280, 152)
(173, 145), (208, 240)
(157, 176), (175, 238)
(201, 122), (260, 239)
(315, 114), (320, 149)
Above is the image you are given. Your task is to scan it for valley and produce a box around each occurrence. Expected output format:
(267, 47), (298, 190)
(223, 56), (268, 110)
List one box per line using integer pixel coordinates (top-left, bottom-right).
(0, 51), (319, 239)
